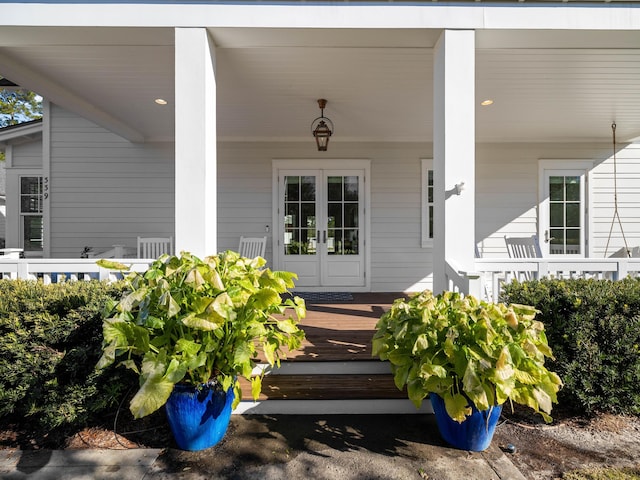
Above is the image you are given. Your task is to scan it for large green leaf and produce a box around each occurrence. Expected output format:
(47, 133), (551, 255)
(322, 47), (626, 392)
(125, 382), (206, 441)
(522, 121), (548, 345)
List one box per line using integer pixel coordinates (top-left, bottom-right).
(181, 314), (220, 331)
(277, 318), (300, 334)
(96, 259), (130, 271)
(175, 338), (201, 356)
(250, 289), (281, 310)
(444, 392), (472, 423)
(129, 375), (175, 419)
(129, 354), (175, 418)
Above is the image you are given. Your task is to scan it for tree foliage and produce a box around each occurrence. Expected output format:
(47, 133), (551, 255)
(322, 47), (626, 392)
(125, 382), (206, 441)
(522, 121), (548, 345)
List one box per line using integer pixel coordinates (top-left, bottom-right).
(0, 78), (43, 161)
(0, 88), (42, 128)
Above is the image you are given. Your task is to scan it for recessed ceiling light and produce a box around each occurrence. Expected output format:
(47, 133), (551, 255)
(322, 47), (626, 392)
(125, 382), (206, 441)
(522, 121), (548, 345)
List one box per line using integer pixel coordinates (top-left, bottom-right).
(155, 98), (168, 105)
(481, 99), (494, 106)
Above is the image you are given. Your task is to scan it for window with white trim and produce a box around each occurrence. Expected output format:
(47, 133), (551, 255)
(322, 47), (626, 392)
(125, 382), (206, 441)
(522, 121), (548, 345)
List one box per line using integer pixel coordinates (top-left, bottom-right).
(19, 176), (44, 253)
(421, 159), (434, 247)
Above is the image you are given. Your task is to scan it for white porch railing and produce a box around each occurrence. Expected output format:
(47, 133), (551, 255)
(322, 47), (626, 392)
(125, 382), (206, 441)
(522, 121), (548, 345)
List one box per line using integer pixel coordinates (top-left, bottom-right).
(445, 260), (484, 299)
(0, 258), (153, 284)
(473, 257), (640, 302)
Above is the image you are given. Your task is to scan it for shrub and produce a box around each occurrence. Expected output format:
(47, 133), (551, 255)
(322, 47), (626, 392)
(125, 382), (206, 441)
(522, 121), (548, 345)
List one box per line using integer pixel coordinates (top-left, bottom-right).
(0, 280), (130, 434)
(501, 278), (640, 415)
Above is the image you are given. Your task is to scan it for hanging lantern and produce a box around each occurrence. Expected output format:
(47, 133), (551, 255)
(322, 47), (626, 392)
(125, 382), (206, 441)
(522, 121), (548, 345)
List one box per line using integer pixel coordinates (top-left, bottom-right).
(311, 99), (334, 151)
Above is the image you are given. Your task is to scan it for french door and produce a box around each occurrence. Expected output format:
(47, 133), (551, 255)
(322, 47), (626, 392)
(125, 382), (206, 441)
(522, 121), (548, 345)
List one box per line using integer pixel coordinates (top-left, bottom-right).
(276, 168), (366, 288)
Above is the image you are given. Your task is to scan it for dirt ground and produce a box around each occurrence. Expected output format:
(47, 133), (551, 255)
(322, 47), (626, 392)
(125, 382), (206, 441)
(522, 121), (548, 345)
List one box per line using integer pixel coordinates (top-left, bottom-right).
(1, 407), (639, 480)
(493, 407), (640, 479)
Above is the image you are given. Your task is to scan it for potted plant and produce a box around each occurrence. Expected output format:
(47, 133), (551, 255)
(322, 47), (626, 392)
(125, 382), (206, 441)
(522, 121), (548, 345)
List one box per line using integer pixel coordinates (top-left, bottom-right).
(96, 251), (306, 451)
(372, 290), (562, 451)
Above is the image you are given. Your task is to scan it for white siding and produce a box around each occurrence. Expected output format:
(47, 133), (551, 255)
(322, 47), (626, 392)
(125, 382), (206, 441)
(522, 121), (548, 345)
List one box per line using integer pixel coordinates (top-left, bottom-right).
(590, 142), (640, 258)
(48, 105), (174, 257)
(11, 141), (42, 168)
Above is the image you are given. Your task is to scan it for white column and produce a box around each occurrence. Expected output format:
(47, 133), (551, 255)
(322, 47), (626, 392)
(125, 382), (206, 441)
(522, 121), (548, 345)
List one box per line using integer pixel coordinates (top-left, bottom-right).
(175, 28), (217, 257)
(433, 30), (476, 294)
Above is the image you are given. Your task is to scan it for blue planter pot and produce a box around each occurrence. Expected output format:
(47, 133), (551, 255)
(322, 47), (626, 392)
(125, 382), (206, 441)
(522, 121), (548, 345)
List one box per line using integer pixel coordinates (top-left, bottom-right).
(165, 383), (234, 451)
(430, 393), (502, 452)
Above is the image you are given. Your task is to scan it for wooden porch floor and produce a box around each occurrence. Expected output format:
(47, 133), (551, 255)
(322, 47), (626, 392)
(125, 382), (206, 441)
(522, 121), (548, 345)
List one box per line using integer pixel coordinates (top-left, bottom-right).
(240, 293), (409, 402)
(283, 292), (404, 361)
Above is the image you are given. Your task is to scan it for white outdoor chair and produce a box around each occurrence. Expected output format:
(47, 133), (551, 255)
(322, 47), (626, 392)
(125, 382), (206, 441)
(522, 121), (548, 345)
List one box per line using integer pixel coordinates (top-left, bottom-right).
(137, 236), (173, 259)
(504, 235), (542, 259)
(504, 235), (542, 281)
(238, 236), (267, 259)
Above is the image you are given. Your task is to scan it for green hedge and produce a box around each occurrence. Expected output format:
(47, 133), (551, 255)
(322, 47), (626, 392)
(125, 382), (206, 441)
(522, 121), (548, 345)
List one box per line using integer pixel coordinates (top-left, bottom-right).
(0, 279), (131, 434)
(501, 277), (640, 415)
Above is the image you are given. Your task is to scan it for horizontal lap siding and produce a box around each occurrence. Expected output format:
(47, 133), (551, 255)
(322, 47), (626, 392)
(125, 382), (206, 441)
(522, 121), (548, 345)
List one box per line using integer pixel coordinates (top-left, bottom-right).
(590, 142), (640, 257)
(369, 145), (432, 292)
(476, 145), (538, 257)
(11, 141), (42, 168)
(217, 142), (274, 260)
(49, 105), (174, 257)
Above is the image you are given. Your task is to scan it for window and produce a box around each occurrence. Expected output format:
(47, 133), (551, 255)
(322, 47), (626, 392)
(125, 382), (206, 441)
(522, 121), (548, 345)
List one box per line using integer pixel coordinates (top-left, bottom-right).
(20, 176), (43, 253)
(421, 159), (434, 247)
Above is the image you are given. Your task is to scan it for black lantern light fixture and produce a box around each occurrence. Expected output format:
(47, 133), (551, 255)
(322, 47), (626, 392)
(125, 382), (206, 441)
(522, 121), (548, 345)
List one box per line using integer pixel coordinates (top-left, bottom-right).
(311, 98), (333, 151)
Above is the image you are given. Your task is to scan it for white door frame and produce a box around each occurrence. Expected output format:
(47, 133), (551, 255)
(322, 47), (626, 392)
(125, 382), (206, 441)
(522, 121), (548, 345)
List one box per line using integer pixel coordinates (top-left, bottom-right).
(538, 160), (594, 257)
(272, 159), (371, 292)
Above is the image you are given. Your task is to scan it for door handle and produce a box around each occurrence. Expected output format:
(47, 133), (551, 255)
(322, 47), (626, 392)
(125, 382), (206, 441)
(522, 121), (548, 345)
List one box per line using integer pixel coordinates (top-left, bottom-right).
(544, 230), (555, 243)
(323, 230), (327, 243)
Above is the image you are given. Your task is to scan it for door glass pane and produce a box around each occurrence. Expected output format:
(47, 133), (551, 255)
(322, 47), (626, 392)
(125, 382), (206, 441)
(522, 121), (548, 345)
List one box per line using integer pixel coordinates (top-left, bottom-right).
(331, 230), (343, 255)
(301, 203), (315, 229)
(285, 176), (299, 202)
(566, 229), (581, 254)
(328, 203), (342, 228)
(549, 177), (564, 201)
(549, 229), (564, 255)
(284, 228), (299, 254)
(326, 175), (359, 256)
(344, 229), (359, 254)
(550, 204), (563, 227)
(548, 174), (582, 255)
(565, 177), (580, 201)
(327, 176), (342, 201)
(566, 203), (580, 228)
(301, 176), (316, 201)
(284, 176), (315, 256)
(304, 229), (317, 254)
(344, 176), (358, 201)
(344, 203), (358, 228)
(285, 203), (299, 227)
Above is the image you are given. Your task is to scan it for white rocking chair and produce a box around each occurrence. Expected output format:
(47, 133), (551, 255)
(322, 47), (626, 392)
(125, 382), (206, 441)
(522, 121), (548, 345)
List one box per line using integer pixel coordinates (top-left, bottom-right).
(238, 236), (267, 259)
(504, 235), (542, 281)
(137, 236), (173, 259)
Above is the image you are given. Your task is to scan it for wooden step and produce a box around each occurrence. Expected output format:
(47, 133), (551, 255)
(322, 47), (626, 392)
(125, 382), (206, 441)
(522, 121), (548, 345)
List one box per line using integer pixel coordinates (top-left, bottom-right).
(239, 374), (405, 401)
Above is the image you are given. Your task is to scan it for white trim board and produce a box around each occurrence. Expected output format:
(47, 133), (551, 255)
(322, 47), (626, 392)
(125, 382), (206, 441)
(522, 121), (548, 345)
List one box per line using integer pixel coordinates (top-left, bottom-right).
(234, 399), (433, 415)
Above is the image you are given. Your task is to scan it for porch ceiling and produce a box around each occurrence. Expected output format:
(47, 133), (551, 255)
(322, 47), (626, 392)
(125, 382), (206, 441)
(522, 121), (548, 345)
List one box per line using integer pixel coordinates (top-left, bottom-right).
(1, 26), (640, 143)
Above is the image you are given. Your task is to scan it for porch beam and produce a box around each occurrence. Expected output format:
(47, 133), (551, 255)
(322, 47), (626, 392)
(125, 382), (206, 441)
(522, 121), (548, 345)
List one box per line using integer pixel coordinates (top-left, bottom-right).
(433, 29), (476, 294)
(174, 28), (218, 258)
